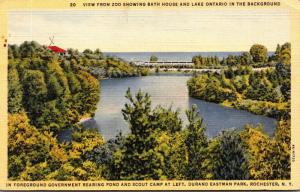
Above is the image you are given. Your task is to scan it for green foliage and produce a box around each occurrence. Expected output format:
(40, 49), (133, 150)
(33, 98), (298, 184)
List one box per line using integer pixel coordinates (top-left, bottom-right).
(233, 99), (289, 120)
(8, 41), (106, 180)
(270, 119), (291, 179)
(187, 73), (237, 103)
(114, 89), (176, 179)
(186, 43), (291, 181)
(47, 73), (64, 99)
(8, 41), (290, 181)
(276, 43), (291, 65)
(192, 55), (220, 68)
(211, 129), (249, 180)
(184, 105), (208, 179)
(8, 42), (100, 131)
(8, 67), (23, 113)
(150, 55), (158, 62)
(19, 41), (42, 58)
(240, 52), (253, 65)
(137, 67), (150, 76)
(8, 113), (106, 181)
(240, 121), (291, 180)
(8, 113), (68, 180)
(114, 90), (208, 180)
(188, 47), (291, 120)
(240, 124), (273, 179)
(250, 44), (268, 63)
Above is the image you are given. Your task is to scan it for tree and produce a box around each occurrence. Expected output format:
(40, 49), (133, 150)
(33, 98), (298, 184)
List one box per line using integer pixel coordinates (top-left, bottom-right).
(76, 70), (100, 116)
(274, 44), (281, 61)
(83, 49), (93, 54)
(94, 48), (103, 58)
(8, 113), (68, 180)
(212, 129), (249, 180)
(158, 131), (188, 179)
(226, 55), (238, 66)
(115, 89), (164, 179)
(278, 42), (291, 65)
(150, 55), (158, 62)
(152, 106), (182, 133)
(9, 44), (20, 58)
(47, 74), (64, 100)
(240, 124), (273, 179)
(250, 44), (268, 63)
(22, 70), (48, 124)
(19, 41), (41, 58)
(268, 119), (291, 179)
(8, 68), (23, 113)
(114, 89), (187, 180)
(184, 105), (208, 179)
(240, 52), (252, 65)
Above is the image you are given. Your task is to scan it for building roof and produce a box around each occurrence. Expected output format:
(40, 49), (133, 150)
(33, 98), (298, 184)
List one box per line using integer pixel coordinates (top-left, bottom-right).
(48, 46), (66, 53)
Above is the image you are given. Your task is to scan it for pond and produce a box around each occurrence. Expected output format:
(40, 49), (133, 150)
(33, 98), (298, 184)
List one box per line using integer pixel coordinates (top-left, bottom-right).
(94, 74), (277, 140)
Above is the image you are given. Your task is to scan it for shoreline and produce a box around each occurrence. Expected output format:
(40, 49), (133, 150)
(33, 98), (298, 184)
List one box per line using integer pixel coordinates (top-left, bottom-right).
(79, 117), (93, 124)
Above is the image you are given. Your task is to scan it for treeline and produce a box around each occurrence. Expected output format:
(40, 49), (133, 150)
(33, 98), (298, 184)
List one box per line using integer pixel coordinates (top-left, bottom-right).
(8, 90), (290, 180)
(72, 49), (149, 78)
(9, 41), (149, 79)
(66, 48), (149, 78)
(192, 43), (291, 68)
(192, 55), (221, 68)
(188, 43), (291, 120)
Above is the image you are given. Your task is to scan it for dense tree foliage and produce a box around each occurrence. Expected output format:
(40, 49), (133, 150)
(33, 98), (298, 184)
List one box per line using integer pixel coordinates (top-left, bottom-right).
(250, 44), (268, 63)
(8, 113), (106, 180)
(186, 43), (291, 180)
(8, 67), (23, 113)
(8, 41), (105, 180)
(188, 43), (291, 120)
(73, 50), (149, 78)
(192, 55), (220, 68)
(8, 42), (100, 133)
(211, 129), (250, 180)
(150, 55), (158, 62)
(191, 43), (287, 68)
(184, 105), (208, 179)
(8, 41), (290, 181)
(240, 120), (291, 180)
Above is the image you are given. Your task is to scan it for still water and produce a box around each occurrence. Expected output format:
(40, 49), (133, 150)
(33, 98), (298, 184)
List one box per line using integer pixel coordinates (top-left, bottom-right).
(94, 74), (277, 140)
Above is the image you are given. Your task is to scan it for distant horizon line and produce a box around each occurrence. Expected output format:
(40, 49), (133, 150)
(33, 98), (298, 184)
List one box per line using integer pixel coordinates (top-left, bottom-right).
(8, 41), (284, 53)
(102, 51), (275, 53)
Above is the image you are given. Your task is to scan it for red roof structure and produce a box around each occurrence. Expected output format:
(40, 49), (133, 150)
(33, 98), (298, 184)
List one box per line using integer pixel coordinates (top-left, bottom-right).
(48, 46), (66, 53)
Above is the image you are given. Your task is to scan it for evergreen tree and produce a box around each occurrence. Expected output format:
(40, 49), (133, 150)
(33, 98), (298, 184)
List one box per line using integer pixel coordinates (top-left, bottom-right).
(115, 89), (164, 179)
(184, 105), (208, 179)
(8, 67), (23, 113)
(212, 129), (249, 180)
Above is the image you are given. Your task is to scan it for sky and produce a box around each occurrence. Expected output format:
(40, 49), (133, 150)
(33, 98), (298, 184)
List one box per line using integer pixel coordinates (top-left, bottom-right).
(8, 9), (290, 52)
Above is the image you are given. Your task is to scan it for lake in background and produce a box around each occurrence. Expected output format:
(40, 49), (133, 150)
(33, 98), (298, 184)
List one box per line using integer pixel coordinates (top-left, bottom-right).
(104, 52), (274, 62)
(95, 74), (277, 140)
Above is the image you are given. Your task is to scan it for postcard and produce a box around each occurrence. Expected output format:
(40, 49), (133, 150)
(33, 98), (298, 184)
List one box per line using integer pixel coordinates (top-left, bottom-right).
(0, 0), (300, 190)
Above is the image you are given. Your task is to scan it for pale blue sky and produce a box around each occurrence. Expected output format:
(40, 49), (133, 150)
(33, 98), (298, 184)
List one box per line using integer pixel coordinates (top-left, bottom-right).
(9, 9), (290, 52)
